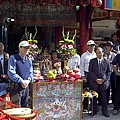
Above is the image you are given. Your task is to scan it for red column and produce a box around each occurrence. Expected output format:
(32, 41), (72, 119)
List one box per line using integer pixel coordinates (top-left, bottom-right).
(79, 6), (89, 55)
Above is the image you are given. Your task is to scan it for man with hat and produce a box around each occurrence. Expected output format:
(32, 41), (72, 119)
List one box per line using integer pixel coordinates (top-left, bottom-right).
(104, 41), (116, 104)
(80, 40), (96, 111)
(8, 41), (33, 107)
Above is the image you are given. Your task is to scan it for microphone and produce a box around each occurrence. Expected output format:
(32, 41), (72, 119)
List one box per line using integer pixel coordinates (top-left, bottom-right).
(3, 17), (15, 23)
(7, 18), (15, 22)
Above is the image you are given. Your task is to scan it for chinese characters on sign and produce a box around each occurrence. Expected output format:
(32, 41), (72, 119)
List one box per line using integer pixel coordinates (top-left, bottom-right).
(31, 81), (82, 120)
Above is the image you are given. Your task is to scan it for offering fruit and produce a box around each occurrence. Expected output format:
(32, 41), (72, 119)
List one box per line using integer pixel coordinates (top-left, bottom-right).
(74, 68), (80, 73)
(47, 70), (56, 79)
(75, 72), (81, 79)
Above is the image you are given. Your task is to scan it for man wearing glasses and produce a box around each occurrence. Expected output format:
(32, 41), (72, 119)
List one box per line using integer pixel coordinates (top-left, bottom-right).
(8, 41), (33, 107)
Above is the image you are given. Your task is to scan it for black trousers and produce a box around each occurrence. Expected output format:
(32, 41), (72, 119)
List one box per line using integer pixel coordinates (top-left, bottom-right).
(113, 75), (120, 110)
(93, 85), (108, 114)
(107, 71), (116, 104)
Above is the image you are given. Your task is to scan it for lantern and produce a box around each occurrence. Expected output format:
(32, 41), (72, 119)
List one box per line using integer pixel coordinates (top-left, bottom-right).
(53, 0), (59, 6)
(9, 0), (19, 4)
(91, 0), (102, 8)
(80, 0), (90, 7)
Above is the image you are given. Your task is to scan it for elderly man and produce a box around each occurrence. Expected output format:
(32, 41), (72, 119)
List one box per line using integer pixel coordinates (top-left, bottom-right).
(89, 47), (111, 117)
(8, 41), (33, 107)
(80, 40), (96, 110)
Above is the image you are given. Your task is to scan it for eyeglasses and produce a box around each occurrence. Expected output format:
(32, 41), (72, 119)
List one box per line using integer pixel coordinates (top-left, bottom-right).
(88, 44), (95, 46)
(21, 46), (29, 49)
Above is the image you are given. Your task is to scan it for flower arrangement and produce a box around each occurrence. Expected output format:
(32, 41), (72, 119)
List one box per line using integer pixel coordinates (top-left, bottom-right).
(57, 27), (77, 60)
(21, 26), (42, 61)
(27, 37), (42, 61)
(82, 89), (98, 99)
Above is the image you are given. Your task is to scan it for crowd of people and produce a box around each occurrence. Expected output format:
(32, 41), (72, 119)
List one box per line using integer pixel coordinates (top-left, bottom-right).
(0, 33), (120, 118)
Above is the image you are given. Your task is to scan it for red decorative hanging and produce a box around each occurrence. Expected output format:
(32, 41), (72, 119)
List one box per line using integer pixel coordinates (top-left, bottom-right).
(24, 0), (34, 4)
(91, 0), (102, 8)
(0, 0), (6, 4)
(66, 0), (77, 7)
(80, 0), (90, 7)
(9, 0), (19, 4)
(38, 0), (50, 5)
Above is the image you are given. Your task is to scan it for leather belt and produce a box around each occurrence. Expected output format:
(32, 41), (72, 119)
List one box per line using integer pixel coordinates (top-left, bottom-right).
(10, 82), (24, 91)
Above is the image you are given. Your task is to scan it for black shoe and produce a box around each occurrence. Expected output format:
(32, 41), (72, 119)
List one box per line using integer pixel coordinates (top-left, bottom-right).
(83, 109), (88, 112)
(89, 112), (97, 116)
(102, 113), (110, 117)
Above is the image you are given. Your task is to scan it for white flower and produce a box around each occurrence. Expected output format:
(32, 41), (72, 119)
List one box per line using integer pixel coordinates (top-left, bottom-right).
(68, 45), (73, 49)
(32, 44), (38, 48)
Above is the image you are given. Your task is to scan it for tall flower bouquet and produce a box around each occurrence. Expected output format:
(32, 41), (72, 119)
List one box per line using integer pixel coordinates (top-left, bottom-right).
(21, 26), (42, 61)
(27, 37), (42, 61)
(57, 27), (77, 60)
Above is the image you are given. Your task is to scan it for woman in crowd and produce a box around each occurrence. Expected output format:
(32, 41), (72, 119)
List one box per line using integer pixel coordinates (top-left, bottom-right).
(51, 51), (62, 75)
(111, 33), (119, 52)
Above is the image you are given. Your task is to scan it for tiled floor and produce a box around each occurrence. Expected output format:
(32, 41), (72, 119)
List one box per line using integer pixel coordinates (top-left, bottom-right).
(83, 104), (120, 120)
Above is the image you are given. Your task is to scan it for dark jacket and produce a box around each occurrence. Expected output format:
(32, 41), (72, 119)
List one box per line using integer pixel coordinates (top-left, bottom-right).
(0, 53), (9, 82)
(89, 58), (111, 90)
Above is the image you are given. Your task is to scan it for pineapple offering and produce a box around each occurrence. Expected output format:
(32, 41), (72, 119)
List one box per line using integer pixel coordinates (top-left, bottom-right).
(46, 70), (56, 81)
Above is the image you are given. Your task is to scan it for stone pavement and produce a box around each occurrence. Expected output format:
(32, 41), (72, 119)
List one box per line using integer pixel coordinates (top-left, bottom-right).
(82, 104), (120, 120)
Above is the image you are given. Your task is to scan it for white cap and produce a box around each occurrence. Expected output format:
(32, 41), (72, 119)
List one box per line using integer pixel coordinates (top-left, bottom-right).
(19, 41), (30, 48)
(87, 40), (96, 46)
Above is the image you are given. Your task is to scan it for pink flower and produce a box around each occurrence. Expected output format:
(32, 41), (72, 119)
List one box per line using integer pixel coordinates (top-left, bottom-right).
(61, 44), (67, 50)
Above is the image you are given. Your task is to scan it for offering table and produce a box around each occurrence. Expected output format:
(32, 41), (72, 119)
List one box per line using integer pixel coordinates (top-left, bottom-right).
(31, 80), (83, 120)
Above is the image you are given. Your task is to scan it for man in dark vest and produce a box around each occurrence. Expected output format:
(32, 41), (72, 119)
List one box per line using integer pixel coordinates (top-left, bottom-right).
(8, 41), (33, 107)
(0, 42), (9, 96)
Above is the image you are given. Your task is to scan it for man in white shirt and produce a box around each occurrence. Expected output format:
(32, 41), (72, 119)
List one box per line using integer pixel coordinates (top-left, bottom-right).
(80, 40), (96, 87)
(80, 40), (96, 110)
